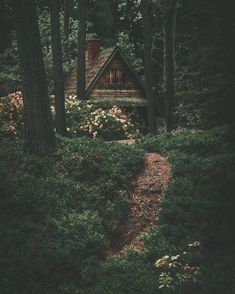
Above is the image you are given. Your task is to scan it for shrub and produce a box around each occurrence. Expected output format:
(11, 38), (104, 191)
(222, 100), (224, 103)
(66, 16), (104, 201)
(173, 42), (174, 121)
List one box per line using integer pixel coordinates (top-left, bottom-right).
(141, 126), (235, 294)
(85, 251), (160, 294)
(64, 96), (140, 140)
(154, 241), (202, 293)
(0, 136), (145, 293)
(174, 103), (202, 128)
(0, 91), (24, 139)
(57, 137), (144, 235)
(140, 126), (229, 155)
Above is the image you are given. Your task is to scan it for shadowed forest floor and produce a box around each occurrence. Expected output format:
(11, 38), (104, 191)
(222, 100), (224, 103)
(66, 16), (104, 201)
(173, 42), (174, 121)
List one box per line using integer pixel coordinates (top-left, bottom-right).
(107, 152), (172, 256)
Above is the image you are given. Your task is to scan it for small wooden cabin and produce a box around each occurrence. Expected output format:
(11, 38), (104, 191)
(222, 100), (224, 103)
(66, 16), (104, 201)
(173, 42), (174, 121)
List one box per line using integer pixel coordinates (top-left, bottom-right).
(65, 39), (147, 108)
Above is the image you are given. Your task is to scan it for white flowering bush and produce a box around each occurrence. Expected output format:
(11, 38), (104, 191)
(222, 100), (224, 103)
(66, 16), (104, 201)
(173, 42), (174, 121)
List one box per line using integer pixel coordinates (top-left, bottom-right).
(65, 96), (140, 140)
(155, 241), (202, 291)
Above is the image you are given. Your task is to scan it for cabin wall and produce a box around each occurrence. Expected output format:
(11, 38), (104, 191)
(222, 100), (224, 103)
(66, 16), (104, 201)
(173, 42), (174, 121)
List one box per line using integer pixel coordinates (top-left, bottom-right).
(88, 57), (145, 100)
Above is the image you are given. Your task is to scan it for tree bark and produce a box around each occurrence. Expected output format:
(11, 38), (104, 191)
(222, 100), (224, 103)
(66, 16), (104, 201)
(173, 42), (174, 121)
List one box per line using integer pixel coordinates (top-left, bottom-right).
(142, 0), (157, 133)
(50, 0), (67, 135)
(77, 0), (88, 100)
(63, 0), (70, 59)
(0, 0), (11, 51)
(11, 0), (56, 154)
(163, 0), (176, 132)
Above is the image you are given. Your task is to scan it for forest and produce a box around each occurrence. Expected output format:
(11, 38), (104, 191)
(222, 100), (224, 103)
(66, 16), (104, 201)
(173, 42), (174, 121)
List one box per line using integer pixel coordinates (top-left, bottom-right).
(0, 0), (235, 293)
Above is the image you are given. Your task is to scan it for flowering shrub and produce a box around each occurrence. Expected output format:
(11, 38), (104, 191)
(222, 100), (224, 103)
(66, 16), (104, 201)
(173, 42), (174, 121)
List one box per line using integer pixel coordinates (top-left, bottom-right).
(0, 91), (24, 139)
(65, 96), (140, 140)
(175, 103), (201, 128)
(155, 241), (202, 290)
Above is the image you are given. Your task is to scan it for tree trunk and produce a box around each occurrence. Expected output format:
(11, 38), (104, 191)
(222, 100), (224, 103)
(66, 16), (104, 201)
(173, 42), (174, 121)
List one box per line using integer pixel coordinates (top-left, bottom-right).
(50, 0), (67, 135)
(64, 0), (70, 59)
(0, 0), (11, 51)
(11, 0), (56, 154)
(163, 0), (176, 132)
(142, 0), (157, 133)
(77, 0), (88, 100)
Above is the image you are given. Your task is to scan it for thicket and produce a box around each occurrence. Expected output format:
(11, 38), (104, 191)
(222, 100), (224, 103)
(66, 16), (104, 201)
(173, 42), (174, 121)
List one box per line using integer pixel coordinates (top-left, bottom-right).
(1, 125), (234, 293)
(88, 126), (235, 294)
(0, 137), (144, 293)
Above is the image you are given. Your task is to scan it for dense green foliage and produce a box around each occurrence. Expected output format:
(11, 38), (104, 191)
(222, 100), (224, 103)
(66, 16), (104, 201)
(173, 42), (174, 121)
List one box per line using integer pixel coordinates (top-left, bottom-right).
(81, 126), (234, 294)
(1, 0), (235, 293)
(140, 126), (235, 293)
(1, 126), (234, 293)
(0, 137), (144, 293)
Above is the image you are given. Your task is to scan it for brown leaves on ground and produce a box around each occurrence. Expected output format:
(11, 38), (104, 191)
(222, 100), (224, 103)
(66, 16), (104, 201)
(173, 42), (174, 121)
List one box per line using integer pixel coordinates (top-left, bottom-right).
(106, 152), (172, 256)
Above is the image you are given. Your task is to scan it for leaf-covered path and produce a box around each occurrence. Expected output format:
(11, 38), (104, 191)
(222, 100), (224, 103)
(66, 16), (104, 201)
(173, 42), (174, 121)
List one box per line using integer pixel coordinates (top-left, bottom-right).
(107, 152), (172, 256)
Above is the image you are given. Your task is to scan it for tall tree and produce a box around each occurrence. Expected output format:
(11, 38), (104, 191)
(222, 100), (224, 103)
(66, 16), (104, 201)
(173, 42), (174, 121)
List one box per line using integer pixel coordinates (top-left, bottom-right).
(0, 0), (12, 51)
(142, 0), (157, 133)
(63, 0), (70, 59)
(11, 0), (56, 154)
(76, 0), (88, 100)
(50, 0), (66, 135)
(163, 0), (176, 132)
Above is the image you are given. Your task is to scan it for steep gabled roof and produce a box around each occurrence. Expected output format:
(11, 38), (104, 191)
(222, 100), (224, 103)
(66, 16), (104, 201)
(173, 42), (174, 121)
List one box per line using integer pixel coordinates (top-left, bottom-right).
(85, 47), (115, 90)
(85, 46), (146, 98)
(65, 46), (146, 99)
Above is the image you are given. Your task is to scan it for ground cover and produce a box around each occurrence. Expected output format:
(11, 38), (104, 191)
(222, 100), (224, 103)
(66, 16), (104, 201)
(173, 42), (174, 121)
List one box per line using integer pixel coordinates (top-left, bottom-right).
(0, 136), (144, 293)
(1, 94), (234, 293)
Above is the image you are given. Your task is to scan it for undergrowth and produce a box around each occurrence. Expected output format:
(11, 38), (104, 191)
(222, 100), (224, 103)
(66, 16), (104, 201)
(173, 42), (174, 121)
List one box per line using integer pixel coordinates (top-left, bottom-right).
(89, 126), (235, 294)
(0, 125), (234, 293)
(0, 137), (144, 293)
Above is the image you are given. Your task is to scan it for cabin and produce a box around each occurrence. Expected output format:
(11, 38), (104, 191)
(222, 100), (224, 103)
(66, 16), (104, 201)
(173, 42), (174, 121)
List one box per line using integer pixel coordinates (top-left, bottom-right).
(65, 39), (147, 109)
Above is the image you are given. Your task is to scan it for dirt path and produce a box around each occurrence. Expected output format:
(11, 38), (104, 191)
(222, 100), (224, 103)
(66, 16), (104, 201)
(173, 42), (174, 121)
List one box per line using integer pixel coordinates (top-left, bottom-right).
(107, 152), (172, 256)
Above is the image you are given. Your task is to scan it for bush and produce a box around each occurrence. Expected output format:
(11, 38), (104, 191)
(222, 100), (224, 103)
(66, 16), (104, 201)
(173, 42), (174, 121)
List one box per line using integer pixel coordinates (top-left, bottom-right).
(1, 119), (234, 294)
(57, 137), (144, 235)
(0, 91), (24, 139)
(64, 97), (140, 140)
(140, 126), (235, 294)
(154, 241), (202, 292)
(140, 127), (227, 155)
(0, 136), (145, 293)
(84, 251), (160, 294)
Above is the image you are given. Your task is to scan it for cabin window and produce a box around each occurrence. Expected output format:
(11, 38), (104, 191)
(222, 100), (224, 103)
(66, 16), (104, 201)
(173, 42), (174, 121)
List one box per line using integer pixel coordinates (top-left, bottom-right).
(105, 68), (125, 84)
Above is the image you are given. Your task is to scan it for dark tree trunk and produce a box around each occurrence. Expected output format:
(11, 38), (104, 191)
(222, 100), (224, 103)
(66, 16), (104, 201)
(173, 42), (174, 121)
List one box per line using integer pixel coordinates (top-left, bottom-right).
(163, 0), (176, 132)
(77, 0), (88, 100)
(0, 0), (11, 51)
(50, 0), (66, 135)
(64, 0), (70, 59)
(11, 0), (56, 154)
(142, 0), (157, 133)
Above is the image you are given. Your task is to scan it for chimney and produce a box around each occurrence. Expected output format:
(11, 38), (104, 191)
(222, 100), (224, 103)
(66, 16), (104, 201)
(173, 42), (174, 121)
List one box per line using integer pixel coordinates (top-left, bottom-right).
(88, 39), (101, 63)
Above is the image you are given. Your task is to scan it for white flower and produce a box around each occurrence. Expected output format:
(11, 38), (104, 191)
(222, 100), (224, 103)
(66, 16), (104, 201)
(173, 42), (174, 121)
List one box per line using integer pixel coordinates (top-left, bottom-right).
(188, 241), (201, 248)
(171, 255), (180, 261)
